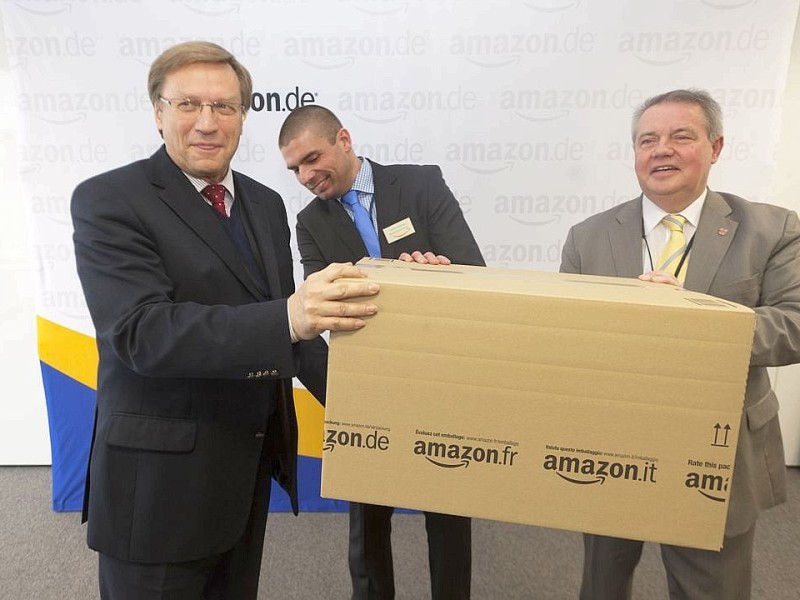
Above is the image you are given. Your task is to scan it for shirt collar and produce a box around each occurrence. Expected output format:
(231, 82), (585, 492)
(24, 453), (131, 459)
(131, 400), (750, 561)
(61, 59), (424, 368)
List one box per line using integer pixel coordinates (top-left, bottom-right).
(184, 169), (235, 199)
(346, 158), (374, 197)
(642, 188), (707, 235)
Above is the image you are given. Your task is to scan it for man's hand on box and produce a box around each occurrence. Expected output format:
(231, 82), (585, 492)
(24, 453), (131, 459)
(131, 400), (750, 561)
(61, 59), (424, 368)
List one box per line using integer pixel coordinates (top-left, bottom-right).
(398, 251), (452, 265)
(638, 270), (682, 287)
(289, 263), (379, 340)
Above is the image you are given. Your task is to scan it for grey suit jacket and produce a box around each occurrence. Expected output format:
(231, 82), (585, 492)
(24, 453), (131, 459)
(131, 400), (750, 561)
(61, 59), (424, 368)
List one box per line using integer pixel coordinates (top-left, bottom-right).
(561, 189), (800, 536)
(295, 160), (485, 278)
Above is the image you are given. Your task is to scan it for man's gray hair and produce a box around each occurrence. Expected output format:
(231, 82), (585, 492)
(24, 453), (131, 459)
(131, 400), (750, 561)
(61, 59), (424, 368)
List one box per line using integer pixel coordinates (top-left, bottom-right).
(632, 89), (723, 143)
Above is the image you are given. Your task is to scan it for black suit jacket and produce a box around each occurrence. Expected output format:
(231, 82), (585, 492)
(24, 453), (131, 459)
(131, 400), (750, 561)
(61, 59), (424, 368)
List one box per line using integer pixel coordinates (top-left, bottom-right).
(71, 146), (327, 563)
(296, 161), (485, 277)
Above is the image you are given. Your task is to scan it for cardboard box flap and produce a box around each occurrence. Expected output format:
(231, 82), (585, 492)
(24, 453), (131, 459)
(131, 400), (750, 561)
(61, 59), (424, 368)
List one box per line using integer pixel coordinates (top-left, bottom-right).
(354, 258), (754, 315)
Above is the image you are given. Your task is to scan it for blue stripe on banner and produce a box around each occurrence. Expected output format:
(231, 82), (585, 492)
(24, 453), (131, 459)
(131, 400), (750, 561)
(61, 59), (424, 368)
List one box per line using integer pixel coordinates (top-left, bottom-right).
(40, 361), (350, 513)
(270, 455), (349, 512)
(40, 362), (95, 512)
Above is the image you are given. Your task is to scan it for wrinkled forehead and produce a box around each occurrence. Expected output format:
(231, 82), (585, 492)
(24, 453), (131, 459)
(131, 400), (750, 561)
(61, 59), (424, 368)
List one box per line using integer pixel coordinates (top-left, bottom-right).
(280, 129), (333, 168)
(161, 62), (241, 98)
(297, 127), (339, 152)
(635, 101), (707, 136)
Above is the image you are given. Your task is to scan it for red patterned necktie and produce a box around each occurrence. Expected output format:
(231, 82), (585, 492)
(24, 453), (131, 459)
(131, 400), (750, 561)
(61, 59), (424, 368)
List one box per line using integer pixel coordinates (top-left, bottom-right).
(202, 184), (227, 218)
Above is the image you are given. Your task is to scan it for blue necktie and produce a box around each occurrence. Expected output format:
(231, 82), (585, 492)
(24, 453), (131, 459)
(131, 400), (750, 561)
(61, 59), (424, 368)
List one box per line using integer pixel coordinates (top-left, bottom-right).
(342, 190), (381, 258)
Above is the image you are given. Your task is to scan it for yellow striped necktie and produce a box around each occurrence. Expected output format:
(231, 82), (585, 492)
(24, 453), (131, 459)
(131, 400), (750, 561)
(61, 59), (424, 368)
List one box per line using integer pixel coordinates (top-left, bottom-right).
(656, 214), (689, 283)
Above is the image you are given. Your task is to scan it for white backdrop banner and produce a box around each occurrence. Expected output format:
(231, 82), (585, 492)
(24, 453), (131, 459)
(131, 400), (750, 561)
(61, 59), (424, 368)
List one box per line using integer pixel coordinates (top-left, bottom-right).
(2, 0), (799, 509)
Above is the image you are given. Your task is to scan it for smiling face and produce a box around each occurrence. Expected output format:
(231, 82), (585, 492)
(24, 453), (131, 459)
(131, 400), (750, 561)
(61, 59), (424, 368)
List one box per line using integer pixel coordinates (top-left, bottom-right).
(633, 101), (724, 213)
(154, 62), (244, 184)
(280, 126), (361, 201)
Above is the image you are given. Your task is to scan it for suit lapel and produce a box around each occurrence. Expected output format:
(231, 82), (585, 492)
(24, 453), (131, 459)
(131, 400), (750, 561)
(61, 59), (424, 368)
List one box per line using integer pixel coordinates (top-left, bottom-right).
(609, 198), (646, 277)
(235, 176), (282, 298)
(147, 147), (265, 300)
(371, 161), (403, 256)
(683, 191), (737, 294)
(320, 189), (369, 259)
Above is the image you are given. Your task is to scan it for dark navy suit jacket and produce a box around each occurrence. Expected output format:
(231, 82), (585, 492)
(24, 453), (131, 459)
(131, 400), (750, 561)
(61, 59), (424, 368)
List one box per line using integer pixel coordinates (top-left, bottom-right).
(72, 146), (327, 563)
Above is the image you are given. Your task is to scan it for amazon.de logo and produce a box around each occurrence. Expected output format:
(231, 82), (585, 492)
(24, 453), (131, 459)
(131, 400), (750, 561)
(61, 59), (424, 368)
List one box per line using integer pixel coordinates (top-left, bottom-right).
(323, 426), (390, 453)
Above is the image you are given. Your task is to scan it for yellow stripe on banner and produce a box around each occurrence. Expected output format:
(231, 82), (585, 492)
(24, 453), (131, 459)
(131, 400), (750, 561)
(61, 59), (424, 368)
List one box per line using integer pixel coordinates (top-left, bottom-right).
(37, 315), (99, 390)
(295, 388), (325, 459)
(37, 315), (325, 458)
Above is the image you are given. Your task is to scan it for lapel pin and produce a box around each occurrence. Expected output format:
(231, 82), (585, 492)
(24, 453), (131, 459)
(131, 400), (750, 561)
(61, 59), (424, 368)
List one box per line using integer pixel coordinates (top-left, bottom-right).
(717, 228), (728, 236)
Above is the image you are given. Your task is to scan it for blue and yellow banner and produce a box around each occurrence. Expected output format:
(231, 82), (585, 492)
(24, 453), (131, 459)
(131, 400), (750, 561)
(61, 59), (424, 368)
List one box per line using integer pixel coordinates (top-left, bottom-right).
(37, 316), (346, 512)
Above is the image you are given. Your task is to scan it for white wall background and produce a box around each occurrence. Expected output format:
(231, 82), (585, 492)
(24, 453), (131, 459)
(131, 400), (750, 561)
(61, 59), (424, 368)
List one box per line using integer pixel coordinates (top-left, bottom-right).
(772, 1), (800, 467)
(1, 0), (799, 465)
(1, 2), (49, 463)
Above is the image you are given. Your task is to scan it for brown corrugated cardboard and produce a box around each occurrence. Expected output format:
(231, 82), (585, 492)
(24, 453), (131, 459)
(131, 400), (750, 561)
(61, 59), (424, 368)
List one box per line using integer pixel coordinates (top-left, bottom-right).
(321, 258), (755, 550)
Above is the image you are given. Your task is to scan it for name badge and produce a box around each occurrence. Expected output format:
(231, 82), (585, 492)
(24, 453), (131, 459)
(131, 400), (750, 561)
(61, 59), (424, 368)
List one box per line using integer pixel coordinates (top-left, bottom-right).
(383, 217), (415, 244)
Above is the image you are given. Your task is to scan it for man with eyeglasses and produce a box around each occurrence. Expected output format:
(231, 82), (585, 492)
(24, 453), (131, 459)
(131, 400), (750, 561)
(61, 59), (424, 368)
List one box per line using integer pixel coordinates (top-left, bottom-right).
(71, 41), (379, 600)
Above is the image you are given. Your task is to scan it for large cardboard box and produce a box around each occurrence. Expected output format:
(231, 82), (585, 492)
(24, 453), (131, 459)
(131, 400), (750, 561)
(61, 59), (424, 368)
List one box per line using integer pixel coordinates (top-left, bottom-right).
(321, 259), (755, 550)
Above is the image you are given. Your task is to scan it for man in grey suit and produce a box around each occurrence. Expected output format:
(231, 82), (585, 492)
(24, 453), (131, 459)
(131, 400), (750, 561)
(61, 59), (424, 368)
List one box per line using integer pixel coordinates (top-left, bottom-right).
(279, 104), (484, 599)
(561, 88), (800, 599)
(72, 42), (379, 599)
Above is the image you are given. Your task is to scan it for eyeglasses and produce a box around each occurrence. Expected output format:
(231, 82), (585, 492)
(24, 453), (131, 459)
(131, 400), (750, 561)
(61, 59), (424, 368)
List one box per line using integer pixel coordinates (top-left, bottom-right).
(158, 96), (245, 117)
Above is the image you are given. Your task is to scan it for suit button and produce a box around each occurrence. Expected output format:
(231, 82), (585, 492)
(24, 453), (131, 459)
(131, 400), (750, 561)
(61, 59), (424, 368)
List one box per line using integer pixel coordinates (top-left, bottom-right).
(255, 432), (265, 438)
